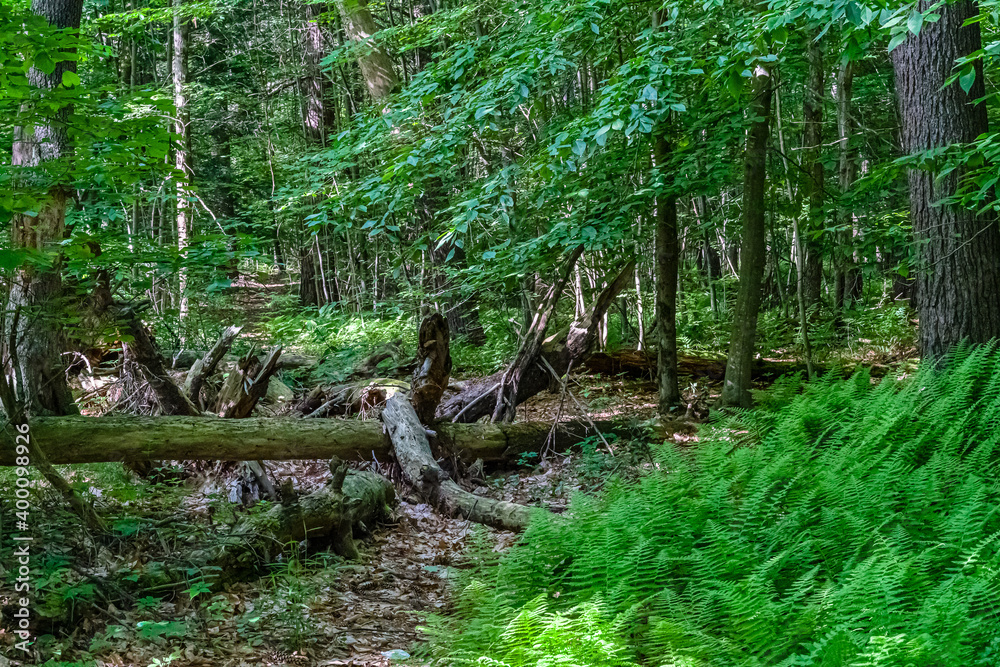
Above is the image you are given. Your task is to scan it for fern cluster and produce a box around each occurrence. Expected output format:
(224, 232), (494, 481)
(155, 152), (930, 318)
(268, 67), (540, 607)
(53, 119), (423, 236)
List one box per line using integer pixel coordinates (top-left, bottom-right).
(425, 345), (1000, 666)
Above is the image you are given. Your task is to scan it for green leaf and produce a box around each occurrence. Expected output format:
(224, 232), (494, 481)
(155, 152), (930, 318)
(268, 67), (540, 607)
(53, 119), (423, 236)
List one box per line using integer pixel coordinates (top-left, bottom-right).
(61, 70), (80, 87)
(594, 124), (610, 147)
(888, 31), (908, 52)
(590, 22), (599, 34)
(959, 66), (976, 94)
(907, 9), (923, 35)
(34, 52), (55, 75)
(845, 1), (862, 26)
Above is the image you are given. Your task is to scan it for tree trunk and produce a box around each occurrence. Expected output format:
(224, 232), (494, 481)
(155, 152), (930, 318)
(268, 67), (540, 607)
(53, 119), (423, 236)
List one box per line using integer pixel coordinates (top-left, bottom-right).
(439, 256), (636, 423)
(173, 0), (191, 322)
(653, 134), (680, 413)
(891, 0), (1000, 358)
(801, 36), (824, 310)
(337, 0), (399, 100)
(719, 64), (772, 408)
(835, 60), (859, 310)
(191, 464), (394, 578)
(382, 395), (531, 531)
(0, 415), (637, 466)
(6, 0), (85, 417)
(411, 313), (452, 424)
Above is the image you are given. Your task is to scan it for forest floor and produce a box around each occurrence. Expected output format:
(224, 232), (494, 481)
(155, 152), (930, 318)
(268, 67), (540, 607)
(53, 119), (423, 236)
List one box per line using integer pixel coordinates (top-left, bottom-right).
(0, 278), (922, 666)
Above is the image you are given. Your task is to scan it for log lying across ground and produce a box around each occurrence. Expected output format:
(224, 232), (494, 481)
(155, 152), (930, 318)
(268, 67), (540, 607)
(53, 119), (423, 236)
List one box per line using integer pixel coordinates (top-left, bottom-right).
(382, 394), (532, 531)
(0, 416), (641, 466)
(195, 463), (395, 576)
(583, 350), (815, 381)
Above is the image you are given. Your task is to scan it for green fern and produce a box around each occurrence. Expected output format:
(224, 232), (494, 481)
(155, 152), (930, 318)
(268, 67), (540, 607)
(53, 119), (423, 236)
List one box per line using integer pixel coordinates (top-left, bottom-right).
(425, 344), (1000, 666)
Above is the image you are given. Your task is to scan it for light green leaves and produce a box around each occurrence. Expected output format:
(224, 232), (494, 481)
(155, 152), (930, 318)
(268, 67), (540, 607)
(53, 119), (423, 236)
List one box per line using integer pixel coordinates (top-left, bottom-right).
(61, 70), (80, 87)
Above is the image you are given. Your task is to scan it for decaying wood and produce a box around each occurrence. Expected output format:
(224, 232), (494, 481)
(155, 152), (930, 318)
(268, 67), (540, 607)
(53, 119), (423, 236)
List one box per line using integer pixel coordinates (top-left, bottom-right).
(298, 379), (409, 417)
(165, 349), (318, 372)
(216, 346), (282, 418)
(195, 462), (395, 576)
(382, 395), (532, 531)
(583, 350), (816, 382)
(184, 325), (242, 409)
(0, 416), (635, 466)
(117, 307), (200, 417)
(438, 258), (637, 423)
(492, 246), (584, 423)
(411, 314), (452, 425)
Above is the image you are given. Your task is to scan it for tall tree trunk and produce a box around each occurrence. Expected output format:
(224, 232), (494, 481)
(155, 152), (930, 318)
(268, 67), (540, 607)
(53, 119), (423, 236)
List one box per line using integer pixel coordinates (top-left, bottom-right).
(834, 60), (860, 309)
(801, 35), (824, 309)
(172, 0), (191, 322)
(653, 134), (680, 412)
(891, 0), (1000, 358)
(719, 64), (772, 408)
(337, 0), (399, 100)
(6, 0), (85, 417)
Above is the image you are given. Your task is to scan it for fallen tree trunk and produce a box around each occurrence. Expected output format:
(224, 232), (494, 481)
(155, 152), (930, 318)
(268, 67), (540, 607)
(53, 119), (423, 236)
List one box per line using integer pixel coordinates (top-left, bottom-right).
(382, 394), (532, 531)
(583, 350), (816, 382)
(0, 416), (631, 466)
(438, 258), (637, 423)
(188, 463), (394, 579)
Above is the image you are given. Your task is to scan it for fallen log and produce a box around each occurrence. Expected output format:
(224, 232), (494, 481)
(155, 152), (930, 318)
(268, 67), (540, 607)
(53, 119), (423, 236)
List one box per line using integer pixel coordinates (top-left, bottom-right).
(382, 394), (532, 531)
(583, 350), (815, 382)
(0, 416), (633, 466)
(189, 462), (394, 579)
(297, 378), (409, 417)
(438, 258), (637, 423)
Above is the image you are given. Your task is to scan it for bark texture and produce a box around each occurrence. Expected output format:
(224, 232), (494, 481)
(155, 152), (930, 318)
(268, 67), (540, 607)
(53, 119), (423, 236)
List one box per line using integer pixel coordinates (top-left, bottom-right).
(653, 134), (680, 413)
(6, 0), (85, 417)
(891, 0), (1000, 358)
(0, 416), (634, 466)
(411, 313), (452, 424)
(438, 257), (636, 423)
(382, 395), (532, 531)
(720, 65), (772, 408)
(338, 0), (399, 100)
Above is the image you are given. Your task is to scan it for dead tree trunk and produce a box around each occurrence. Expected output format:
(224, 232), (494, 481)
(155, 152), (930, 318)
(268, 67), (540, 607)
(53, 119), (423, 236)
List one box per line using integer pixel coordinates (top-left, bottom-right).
(491, 246), (584, 423)
(117, 306), (200, 416)
(0, 415), (633, 466)
(411, 313), (452, 424)
(183, 325), (241, 409)
(215, 346), (282, 418)
(193, 462), (393, 577)
(382, 395), (531, 531)
(438, 258), (637, 423)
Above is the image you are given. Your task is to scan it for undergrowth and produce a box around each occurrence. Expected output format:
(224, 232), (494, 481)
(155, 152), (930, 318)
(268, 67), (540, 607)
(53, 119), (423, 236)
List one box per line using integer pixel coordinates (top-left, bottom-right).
(424, 344), (1000, 666)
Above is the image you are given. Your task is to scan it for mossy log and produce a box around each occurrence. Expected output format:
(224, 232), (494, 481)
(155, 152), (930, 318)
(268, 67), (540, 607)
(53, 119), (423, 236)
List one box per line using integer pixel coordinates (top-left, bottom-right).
(191, 463), (394, 579)
(0, 416), (632, 466)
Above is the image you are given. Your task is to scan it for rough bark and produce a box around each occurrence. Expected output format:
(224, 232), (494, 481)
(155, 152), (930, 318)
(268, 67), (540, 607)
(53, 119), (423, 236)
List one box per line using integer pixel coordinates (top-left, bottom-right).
(382, 395), (531, 531)
(184, 325), (242, 409)
(891, 0), (1000, 358)
(195, 463), (394, 576)
(118, 307), (200, 416)
(653, 134), (680, 413)
(215, 347), (282, 418)
(338, 0), (400, 100)
(6, 0), (85, 417)
(719, 64), (772, 408)
(439, 256), (636, 423)
(0, 416), (636, 466)
(411, 313), (452, 424)
(173, 0), (191, 321)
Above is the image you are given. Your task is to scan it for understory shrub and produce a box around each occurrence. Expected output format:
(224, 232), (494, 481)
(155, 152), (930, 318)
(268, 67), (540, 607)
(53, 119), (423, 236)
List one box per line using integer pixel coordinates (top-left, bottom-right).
(424, 344), (1000, 666)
